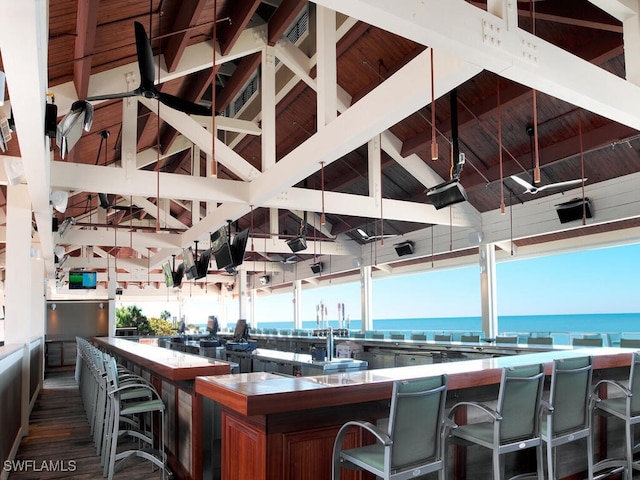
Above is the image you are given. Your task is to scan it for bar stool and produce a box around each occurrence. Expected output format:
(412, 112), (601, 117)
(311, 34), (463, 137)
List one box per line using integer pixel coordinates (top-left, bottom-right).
(591, 351), (640, 480)
(539, 356), (594, 480)
(448, 363), (545, 480)
(102, 355), (168, 479)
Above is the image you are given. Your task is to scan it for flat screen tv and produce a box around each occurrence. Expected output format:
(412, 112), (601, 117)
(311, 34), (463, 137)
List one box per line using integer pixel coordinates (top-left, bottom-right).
(211, 227), (234, 270)
(172, 263), (185, 287)
(183, 247), (197, 280)
(207, 316), (219, 336)
(161, 261), (174, 287)
(195, 248), (211, 280)
(231, 228), (250, 267)
(69, 270), (97, 289)
(233, 319), (249, 341)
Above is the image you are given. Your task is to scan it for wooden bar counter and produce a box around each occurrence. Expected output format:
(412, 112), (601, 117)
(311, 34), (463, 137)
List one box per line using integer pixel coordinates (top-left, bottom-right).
(94, 337), (231, 480)
(195, 347), (634, 480)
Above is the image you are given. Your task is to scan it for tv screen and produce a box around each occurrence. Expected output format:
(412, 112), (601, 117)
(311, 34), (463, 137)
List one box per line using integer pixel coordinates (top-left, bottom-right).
(233, 319), (248, 340)
(207, 316), (219, 336)
(162, 261), (174, 287)
(69, 271), (97, 289)
(211, 227), (234, 270)
(195, 248), (211, 280)
(183, 247), (197, 280)
(173, 263), (185, 287)
(231, 228), (250, 267)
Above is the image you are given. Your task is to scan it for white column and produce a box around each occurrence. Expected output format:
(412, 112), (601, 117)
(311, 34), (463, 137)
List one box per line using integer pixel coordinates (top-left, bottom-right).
(480, 243), (499, 339)
(107, 265), (117, 337)
(238, 270), (249, 321)
(30, 255), (45, 338)
(360, 265), (373, 332)
(316, 5), (337, 127)
(293, 280), (302, 330)
(249, 287), (256, 328)
(368, 135), (381, 203)
(5, 184), (33, 435)
(262, 46), (277, 171)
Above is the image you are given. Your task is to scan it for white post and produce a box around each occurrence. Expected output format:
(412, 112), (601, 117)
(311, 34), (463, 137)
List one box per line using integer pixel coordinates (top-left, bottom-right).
(360, 265), (373, 332)
(480, 243), (499, 339)
(5, 184), (33, 435)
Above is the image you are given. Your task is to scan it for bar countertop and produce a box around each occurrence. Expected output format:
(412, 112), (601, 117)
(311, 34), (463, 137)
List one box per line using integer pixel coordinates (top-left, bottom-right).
(94, 336), (231, 381)
(195, 347), (635, 417)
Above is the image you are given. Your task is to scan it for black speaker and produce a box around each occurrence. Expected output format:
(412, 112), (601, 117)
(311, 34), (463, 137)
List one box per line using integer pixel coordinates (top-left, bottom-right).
(556, 197), (592, 224)
(52, 217), (59, 232)
(394, 241), (414, 257)
(310, 262), (323, 274)
(426, 180), (468, 209)
(286, 236), (307, 252)
(45, 103), (58, 138)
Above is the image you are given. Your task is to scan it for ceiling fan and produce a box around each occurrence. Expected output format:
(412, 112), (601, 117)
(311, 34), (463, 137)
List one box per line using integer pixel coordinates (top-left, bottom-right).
(98, 193), (143, 213)
(510, 175), (586, 195)
(86, 22), (212, 116)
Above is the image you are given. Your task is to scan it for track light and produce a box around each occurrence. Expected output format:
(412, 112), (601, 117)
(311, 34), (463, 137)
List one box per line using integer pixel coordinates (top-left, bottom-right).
(58, 217), (76, 237)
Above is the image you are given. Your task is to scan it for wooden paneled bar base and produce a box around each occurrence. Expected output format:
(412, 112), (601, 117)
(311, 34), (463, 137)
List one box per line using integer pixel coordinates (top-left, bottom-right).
(94, 337), (231, 480)
(196, 348), (634, 480)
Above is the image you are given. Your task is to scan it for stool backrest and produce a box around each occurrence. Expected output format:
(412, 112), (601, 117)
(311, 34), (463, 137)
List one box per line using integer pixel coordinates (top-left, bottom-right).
(497, 363), (545, 443)
(547, 356), (593, 435)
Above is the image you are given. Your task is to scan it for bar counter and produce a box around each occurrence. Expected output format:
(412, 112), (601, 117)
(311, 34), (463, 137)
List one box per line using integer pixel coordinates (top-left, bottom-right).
(94, 337), (232, 480)
(196, 347), (635, 480)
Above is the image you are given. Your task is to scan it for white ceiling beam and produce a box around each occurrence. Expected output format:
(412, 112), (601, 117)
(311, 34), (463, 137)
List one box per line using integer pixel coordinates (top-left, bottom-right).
(139, 97), (261, 181)
(59, 228), (181, 250)
(311, 0), (640, 131)
(587, 0), (637, 21)
(131, 196), (188, 230)
(50, 162), (248, 204)
(249, 49), (479, 205)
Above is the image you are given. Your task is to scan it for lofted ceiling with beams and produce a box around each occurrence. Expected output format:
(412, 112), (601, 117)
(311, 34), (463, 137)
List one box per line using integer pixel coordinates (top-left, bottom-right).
(1, 0), (640, 297)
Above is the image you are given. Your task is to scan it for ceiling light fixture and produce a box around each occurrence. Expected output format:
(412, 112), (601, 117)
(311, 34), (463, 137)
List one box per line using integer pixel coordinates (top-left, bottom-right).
(50, 190), (69, 213)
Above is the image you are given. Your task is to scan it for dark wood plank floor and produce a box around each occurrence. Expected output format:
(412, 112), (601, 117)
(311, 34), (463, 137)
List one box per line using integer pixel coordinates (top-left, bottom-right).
(8, 369), (166, 480)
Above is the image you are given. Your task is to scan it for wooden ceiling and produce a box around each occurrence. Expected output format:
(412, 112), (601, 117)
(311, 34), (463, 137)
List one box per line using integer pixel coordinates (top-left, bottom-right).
(1, 0), (640, 292)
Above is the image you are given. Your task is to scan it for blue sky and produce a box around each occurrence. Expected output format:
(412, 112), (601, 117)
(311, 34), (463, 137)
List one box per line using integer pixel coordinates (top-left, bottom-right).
(253, 242), (640, 322)
(118, 241), (640, 326)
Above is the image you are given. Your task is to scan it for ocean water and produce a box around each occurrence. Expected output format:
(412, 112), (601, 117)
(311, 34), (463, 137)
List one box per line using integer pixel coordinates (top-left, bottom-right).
(222, 312), (640, 345)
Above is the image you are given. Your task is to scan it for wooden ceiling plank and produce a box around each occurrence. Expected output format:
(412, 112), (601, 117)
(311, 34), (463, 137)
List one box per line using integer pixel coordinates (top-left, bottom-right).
(163, 0), (208, 73)
(218, 0), (262, 56)
(267, 0), (307, 46)
(73, 0), (100, 100)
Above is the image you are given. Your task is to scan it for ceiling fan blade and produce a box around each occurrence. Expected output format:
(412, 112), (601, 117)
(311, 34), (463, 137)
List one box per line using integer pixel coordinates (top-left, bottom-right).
(134, 21), (156, 91)
(98, 193), (110, 209)
(537, 178), (586, 192)
(110, 205), (142, 211)
(510, 175), (535, 192)
(86, 90), (138, 102)
(158, 92), (212, 116)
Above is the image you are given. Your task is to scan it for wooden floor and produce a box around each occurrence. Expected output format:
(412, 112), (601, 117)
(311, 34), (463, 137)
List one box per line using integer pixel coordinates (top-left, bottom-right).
(8, 369), (167, 480)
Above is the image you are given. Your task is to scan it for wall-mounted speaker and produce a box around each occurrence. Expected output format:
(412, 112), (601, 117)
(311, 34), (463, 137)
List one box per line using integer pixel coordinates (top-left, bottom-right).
(394, 241), (414, 257)
(310, 262), (323, 274)
(259, 275), (270, 286)
(286, 236), (307, 252)
(426, 180), (467, 210)
(555, 197), (592, 224)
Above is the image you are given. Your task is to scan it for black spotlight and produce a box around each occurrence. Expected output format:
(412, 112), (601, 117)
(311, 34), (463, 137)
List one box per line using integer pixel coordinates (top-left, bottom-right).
(286, 236), (307, 252)
(310, 262), (323, 274)
(426, 179), (468, 210)
(394, 241), (414, 257)
(556, 198), (592, 224)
